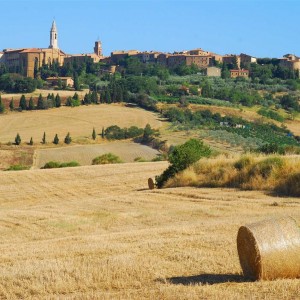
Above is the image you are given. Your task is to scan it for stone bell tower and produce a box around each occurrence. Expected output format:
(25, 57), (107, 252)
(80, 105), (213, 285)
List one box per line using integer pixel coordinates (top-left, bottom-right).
(49, 20), (58, 49)
(94, 40), (103, 57)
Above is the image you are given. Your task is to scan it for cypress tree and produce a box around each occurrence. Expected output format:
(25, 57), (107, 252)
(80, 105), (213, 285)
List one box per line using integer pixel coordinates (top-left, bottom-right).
(0, 95), (5, 113)
(28, 97), (35, 110)
(64, 132), (72, 144)
(66, 96), (72, 106)
(53, 134), (59, 145)
(37, 94), (44, 110)
(51, 93), (56, 107)
(19, 95), (27, 111)
(83, 93), (91, 105)
(91, 90), (98, 104)
(100, 91), (105, 103)
(101, 127), (105, 139)
(73, 72), (80, 91)
(42, 132), (46, 144)
(105, 90), (111, 103)
(92, 127), (96, 140)
(29, 137), (33, 145)
(15, 133), (21, 145)
(9, 98), (14, 111)
(55, 93), (61, 107)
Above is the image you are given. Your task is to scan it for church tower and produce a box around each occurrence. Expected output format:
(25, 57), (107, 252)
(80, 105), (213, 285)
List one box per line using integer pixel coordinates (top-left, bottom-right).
(94, 40), (102, 57)
(49, 20), (58, 49)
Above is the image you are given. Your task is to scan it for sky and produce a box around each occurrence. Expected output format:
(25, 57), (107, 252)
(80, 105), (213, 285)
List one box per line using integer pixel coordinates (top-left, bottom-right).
(0, 0), (299, 58)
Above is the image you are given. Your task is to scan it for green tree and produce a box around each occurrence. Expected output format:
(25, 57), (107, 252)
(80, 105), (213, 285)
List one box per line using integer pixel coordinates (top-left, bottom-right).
(142, 123), (155, 143)
(101, 127), (105, 139)
(15, 133), (21, 145)
(64, 132), (72, 144)
(0, 95), (5, 113)
(91, 90), (98, 103)
(55, 93), (61, 107)
(29, 137), (33, 145)
(51, 93), (56, 107)
(155, 139), (211, 188)
(28, 97), (35, 110)
(57, 78), (63, 90)
(19, 94), (27, 111)
(42, 132), (46, 144)
(73, 72), (80, 91)
(37, 94), (45, 110)
(66, 96), (72, 106)
(92, 127), (97, 140)
(53, 134), (59, 145)
(9, 98), (14, 111)
(221, 63), (230, 79)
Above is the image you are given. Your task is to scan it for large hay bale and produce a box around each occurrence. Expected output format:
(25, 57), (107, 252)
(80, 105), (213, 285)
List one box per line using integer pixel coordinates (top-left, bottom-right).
(148, 178), (155, 190)
(237, 216), (300, 281)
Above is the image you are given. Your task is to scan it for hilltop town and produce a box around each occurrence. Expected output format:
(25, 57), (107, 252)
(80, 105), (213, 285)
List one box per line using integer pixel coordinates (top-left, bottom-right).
(0, 21), (299, 85)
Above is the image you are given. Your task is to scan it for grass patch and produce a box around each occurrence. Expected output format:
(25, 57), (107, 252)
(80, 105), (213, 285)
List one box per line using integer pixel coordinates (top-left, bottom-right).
(165, 154), (300, 197)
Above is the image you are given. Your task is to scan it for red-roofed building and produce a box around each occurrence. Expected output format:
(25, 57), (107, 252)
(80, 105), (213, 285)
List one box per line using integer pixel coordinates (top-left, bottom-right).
(230, 69), (249, 78)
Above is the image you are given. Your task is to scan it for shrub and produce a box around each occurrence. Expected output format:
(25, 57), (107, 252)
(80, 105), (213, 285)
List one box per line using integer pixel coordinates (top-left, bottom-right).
(275, 172), (300, 197)
(64, 132), (72, 144)
(134, 157), (147, 162)
(155, 139), (211, 188)
(5, 165), (29, 171)
(42, 161), (80, 169)
(234, 156), (253, 170)
(15, 133), (21, 145)
(92, 153), (123, 165)
(249, 157), (284, 179)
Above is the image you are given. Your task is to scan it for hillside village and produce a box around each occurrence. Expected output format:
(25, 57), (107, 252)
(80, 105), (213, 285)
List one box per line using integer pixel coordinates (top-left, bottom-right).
(0, 21), (299, 85)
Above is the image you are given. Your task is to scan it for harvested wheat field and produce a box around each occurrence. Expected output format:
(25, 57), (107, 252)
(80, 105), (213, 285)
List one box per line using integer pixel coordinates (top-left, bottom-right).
(0, 104), (162, 143)
(33, 141), (160, 168)
(0, 162), (299, 299)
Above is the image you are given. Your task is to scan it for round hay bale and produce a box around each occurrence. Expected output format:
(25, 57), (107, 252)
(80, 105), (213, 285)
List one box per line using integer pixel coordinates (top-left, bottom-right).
(237, 216), (300, 281)
(148, 178), (155, 190)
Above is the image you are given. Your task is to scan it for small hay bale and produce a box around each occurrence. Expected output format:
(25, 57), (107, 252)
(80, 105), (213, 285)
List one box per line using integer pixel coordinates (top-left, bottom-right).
(237, 216), (300, 281)
(148, 178), (155, 190)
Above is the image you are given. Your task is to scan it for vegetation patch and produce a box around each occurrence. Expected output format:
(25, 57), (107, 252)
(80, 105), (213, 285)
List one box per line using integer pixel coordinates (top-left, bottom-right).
(155, 139), (211, 188)
(5, 164), (30, 171)
(165, 154), (300, 197)
(92, 153), (123, 165)
(42, 161), (80, 169)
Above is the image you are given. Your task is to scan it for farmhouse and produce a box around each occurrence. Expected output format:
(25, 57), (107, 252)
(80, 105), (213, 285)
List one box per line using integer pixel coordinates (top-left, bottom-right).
(46, 76), (74, 87)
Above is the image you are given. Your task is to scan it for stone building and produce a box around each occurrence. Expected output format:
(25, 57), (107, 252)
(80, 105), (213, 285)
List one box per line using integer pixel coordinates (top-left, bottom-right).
(46, 76), (74, 87)
(110, 50), (140, 64)
(204, 66), (221, 77)
(64, 41), (103, 64)
(1, 21), (65, 78)
(279, 54), (300, 77)
(230, 69), (249, 78)
(240, 53), (257, 65)
(223, 54), (241, 69)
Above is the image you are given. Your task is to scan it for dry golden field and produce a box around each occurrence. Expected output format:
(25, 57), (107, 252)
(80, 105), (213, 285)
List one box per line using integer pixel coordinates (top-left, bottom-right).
(0, 89), (88, 107)
(0, 104), (162, 144)
(33, 141), (160, 168)
(0, 162), (299, 299)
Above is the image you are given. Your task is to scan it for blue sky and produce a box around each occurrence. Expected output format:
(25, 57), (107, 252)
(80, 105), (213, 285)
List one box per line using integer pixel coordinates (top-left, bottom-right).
(0, 0), (299, 58)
